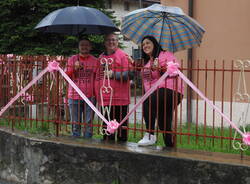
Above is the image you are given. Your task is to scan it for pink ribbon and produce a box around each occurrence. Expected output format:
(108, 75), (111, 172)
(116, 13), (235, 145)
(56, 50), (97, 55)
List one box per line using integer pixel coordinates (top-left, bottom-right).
(116, 62), (250, 146)
(118, 62), (177, 128)
(106, 120), (119, 134)
(167, 61), (179, 77)
(0, 67), (49, 117)
(7, 54), (14, 59)
(0, 60), (58, 117)
(1, 61), (249, 146)
(177, 70), (250, 146)
(57, 67), (109, 125)
(243, 133), (250, 146)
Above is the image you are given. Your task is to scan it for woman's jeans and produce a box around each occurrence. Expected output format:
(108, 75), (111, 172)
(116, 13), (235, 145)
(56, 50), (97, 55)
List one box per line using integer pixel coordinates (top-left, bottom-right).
(68, 98), (96, 138)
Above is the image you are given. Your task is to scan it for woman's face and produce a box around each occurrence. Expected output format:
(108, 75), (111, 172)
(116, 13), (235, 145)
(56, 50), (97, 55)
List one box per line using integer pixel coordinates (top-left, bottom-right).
(142, 38), (154, 57)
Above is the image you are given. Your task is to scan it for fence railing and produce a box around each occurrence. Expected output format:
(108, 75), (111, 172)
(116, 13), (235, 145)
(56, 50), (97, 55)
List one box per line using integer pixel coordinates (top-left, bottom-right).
(0, 55), (250, 157)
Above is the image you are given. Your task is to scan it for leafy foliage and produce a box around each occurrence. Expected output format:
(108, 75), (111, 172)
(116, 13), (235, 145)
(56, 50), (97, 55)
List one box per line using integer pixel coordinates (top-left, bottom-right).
(0, 0), (117, 56)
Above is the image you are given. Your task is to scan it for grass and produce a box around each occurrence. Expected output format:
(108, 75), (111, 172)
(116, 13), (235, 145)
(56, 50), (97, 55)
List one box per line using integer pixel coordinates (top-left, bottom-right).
(127, 122), (250, 155)
(0, 118), (55, 135)
(0, 117), (249, 156)
(175, 123), (249, 155)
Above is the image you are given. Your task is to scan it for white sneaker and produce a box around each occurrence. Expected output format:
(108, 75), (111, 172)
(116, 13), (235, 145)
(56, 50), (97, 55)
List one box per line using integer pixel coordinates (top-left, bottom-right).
(138, 132), (156, 146)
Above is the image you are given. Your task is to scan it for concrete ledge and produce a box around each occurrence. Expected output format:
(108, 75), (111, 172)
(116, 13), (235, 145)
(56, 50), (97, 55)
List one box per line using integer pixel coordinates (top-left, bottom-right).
(0, 127), (249, 184)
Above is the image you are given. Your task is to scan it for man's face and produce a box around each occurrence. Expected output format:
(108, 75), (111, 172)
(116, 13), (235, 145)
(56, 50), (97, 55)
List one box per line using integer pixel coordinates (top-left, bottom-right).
(104, 34), (118, 52)
(79, 40), (91, 55)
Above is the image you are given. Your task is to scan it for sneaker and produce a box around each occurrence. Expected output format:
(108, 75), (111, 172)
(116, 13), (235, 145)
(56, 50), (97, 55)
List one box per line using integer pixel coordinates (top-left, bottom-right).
(72, 132), (81, 137)
(83, 125), (92, 138)
(138, 132), (156, 146)
(72, 124), (81, 137)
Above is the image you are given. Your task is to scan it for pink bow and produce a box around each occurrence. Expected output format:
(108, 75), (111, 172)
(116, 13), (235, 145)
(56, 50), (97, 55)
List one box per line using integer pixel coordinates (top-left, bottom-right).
(106, 120), (119, 134)
(167, 61), (179, 77)
(48, 60), (59, 72)
(7, 54), (14, 59)
(243, 133), (250, 146)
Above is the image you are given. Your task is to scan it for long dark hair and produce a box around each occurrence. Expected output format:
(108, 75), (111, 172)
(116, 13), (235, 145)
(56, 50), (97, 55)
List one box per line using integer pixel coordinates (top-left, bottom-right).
(141, 35), (163, 64)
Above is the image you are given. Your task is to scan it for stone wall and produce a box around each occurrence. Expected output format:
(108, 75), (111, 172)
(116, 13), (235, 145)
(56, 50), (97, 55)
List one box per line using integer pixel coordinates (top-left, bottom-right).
(0, 128), (249, 184)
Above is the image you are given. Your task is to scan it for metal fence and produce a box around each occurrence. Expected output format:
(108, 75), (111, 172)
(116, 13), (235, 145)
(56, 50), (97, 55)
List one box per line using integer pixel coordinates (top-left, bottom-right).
(0, 55), (249, 157)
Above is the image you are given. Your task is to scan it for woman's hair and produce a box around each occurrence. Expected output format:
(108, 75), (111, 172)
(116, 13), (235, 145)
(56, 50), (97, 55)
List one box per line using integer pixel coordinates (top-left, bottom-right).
(141, 35), (163, 64)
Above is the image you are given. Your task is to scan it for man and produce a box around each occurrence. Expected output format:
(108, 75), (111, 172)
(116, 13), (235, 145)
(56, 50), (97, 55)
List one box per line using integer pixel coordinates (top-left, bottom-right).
(66, 38), (98, 137)
(95, 33), (133, 141)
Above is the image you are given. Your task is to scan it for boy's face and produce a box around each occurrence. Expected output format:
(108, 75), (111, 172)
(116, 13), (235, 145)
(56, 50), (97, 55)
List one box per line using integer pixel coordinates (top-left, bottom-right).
(79, 40), (91, 55)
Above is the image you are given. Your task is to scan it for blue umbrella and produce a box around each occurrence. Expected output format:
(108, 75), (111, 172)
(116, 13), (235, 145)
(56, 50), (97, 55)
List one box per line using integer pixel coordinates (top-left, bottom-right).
(35, 6), (119, 35)
(121, 4), (205, 52)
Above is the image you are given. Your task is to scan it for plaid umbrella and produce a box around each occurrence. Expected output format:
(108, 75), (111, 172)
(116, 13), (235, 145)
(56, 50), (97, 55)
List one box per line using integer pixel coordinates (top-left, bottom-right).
(121, 4), (205, 52)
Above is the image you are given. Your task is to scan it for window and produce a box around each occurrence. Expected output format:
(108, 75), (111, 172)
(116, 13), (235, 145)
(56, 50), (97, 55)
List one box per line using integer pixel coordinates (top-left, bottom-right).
(123, 35), (130, 41)
(124, 2), (130, 11)
(132, 48), (142, 60)
(105, 0), (112, 9)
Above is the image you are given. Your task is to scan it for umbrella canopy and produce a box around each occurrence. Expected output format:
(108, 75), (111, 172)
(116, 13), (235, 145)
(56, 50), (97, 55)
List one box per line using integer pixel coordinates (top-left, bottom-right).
(35, 6), (119, 35)
(121, 4), (205, 52)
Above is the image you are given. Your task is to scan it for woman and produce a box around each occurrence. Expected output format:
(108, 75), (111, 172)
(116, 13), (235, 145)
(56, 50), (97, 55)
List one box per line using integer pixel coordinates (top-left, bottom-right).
(138, 36), (184, 147)
(95, 33), (133, 141)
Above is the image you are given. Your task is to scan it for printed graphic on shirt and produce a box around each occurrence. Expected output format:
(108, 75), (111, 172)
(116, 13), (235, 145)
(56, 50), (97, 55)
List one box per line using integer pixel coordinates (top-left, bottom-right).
(74, 68), (94, 83)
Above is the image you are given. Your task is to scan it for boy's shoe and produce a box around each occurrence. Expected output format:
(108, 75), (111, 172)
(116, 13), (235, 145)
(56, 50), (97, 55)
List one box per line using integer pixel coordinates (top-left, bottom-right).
(138, 132), (156, 146)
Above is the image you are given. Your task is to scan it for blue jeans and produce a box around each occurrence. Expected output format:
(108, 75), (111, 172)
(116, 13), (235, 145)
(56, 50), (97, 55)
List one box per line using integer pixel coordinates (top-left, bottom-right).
(68, 98), (96, 138)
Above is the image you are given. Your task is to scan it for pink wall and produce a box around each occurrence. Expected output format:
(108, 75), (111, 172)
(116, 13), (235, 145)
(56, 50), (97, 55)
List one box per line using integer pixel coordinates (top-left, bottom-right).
(161, 0), (250, 100)
(162, 0), (250, 61)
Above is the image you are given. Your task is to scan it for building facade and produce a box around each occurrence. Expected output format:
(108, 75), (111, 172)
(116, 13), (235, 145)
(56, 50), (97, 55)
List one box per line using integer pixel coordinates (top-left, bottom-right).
(106, 0), (250, 125)
(105, 0), (160, 56)
(159, 0), (250, 99)
(161, 0), (250, 124)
